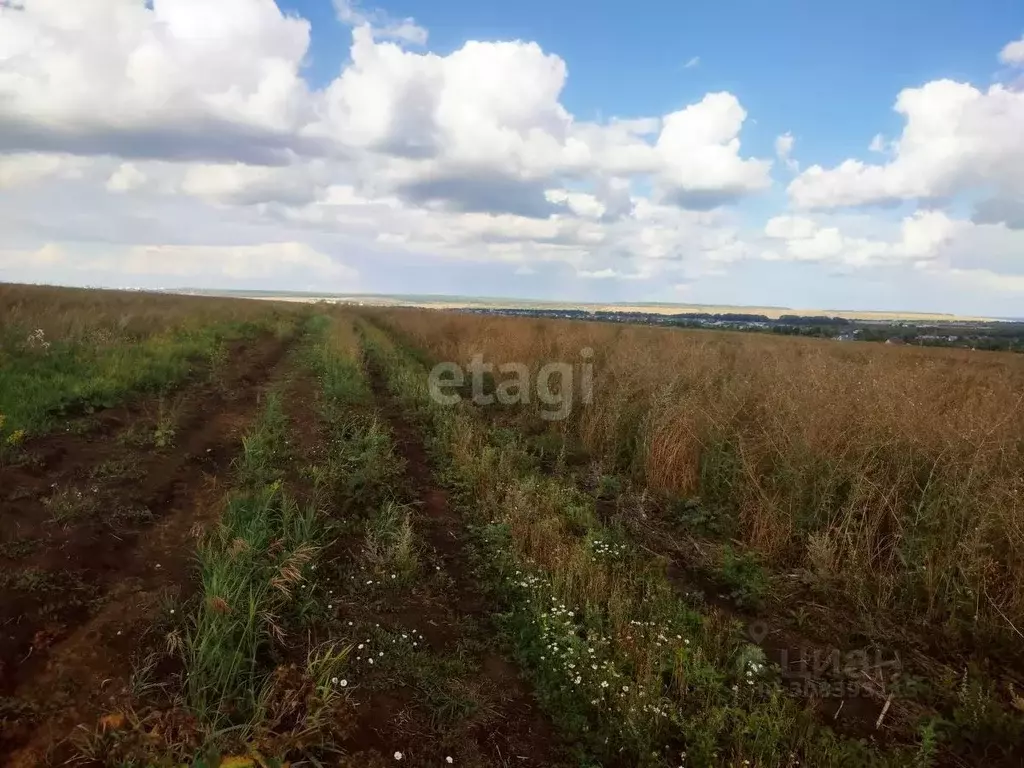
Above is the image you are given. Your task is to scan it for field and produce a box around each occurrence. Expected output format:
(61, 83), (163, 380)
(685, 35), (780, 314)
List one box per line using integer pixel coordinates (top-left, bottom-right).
(201, 290), (990, 323)
(1, 283), (1022, 767)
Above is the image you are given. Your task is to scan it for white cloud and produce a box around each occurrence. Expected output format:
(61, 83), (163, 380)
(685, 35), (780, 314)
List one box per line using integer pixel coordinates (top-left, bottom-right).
(0, 0), (315, 162)
(106, 163), (147, 193)
(545, 189), (607, 220)
(333, 0), (428, 45)
(312, 30), (767, 215)
(0, 243), (67, 270)
(653, 93), (772, 207)
(4, 0), (1022, 314)
(999, 34), (1024, 66)
(107, 242), (356, 282)
(765, 214), (816, 240)
(789, 78), (1024, 211)
(945, 269), (1024, 293)
(2, 1), (770, 224)
(1, 240), (355, 286)
(0, 153), (87, 188)
(684, 56), (700, 69)
(179, 160), (330, 206)
(775, 132), (798, 171)
(760, 209), (1012, 271)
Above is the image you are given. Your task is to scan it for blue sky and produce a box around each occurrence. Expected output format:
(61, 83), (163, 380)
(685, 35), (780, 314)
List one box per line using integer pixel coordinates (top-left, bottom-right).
(2, 0), (1024, 315)
(285, 0), (1021, 161)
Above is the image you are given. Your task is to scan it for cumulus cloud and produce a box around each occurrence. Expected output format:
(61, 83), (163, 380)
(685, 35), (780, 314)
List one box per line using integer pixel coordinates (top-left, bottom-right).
(789, 40), (1024, 215)
(759, 209), (1024, 276)
(0, 0), (316, 162)
(6, 0), (1022, 312)
(999, 34), (1024, 66)
(179, 160), (330, 206)
(653, 93), (772, 207)
(2, 1), (770, 223)
(313, 29), (585, 214)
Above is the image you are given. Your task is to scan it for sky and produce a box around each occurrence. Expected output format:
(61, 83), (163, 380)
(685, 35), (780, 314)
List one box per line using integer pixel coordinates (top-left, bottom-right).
(1, 1), (1024, 315)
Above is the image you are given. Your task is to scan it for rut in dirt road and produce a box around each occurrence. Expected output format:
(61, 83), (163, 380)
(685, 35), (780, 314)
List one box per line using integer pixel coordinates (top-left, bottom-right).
(362, 361), (564, 767)
(0, 333), (296, 766)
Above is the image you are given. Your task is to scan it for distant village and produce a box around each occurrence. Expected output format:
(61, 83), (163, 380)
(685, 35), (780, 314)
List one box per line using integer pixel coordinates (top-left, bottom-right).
(458, 307), (1024, 353)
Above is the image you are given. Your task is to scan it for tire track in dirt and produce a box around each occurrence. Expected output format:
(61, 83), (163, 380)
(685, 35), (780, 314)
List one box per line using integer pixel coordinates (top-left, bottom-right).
(0, 338), (258, 544)
(0, 334), (296, 767)
(361, 360), (562, 767)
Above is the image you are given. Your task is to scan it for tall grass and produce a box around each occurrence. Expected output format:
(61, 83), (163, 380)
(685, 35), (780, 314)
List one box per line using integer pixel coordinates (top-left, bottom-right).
(372, 309), (1024, 653)
(179, 315), (395, 756)
(186, 393), (323, 724)
(358, 320), (924, 768)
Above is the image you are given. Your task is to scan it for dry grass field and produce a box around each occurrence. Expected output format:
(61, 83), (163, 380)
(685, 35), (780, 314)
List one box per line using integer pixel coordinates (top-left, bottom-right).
(377, 309), (1024, 643)
(371, 306), (1024, 765)
(2, 282), (1021, 767)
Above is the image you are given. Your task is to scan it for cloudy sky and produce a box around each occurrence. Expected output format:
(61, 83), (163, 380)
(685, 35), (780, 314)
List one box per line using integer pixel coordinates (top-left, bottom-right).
(2, 0), (1024, 315)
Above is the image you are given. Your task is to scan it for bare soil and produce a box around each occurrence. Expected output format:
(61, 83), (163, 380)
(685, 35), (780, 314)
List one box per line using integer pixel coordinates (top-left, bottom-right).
(0, 334), (294, 766)
(331, 364), (565, 767)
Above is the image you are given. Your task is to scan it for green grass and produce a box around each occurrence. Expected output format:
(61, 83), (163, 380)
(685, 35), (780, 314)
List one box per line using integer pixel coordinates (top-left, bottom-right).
(161, 315), (404, 763)
(184, 391), (323, 725)
(0, 319), (278, 441)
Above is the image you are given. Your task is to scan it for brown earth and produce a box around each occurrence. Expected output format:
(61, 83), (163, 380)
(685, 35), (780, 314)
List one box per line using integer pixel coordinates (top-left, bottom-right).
(0, 333), (295, 766)
(333, 362), (565, 767)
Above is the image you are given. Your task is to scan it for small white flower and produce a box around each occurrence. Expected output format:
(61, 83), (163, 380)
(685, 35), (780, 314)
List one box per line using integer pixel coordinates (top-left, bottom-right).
(446, 758), (453, 764)
(340, 679), (348, 687)
(394, 752), (403, 761)
(331, 677), (339, 685)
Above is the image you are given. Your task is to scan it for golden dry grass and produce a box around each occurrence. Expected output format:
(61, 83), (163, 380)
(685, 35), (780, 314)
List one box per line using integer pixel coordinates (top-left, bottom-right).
(374, 308), (1024, 648)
